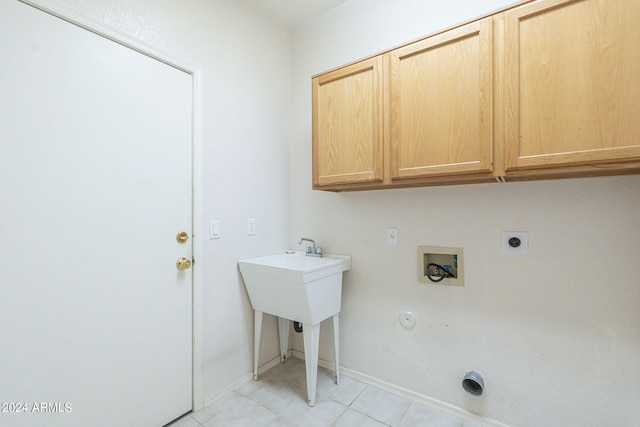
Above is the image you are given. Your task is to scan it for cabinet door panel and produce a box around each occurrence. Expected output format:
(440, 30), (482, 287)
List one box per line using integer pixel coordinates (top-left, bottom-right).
(312, 57), (384, 187)
(502, 0), (640, 171)
(390, 18), (493, 179)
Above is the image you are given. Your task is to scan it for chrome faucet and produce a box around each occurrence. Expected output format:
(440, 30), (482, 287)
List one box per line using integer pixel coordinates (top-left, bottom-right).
(298, 237), (322, 257)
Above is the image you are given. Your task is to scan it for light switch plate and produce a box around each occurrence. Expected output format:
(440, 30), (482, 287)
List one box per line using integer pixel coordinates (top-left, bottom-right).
(210, 220), (220, 239)
(248, 218), (256, 235)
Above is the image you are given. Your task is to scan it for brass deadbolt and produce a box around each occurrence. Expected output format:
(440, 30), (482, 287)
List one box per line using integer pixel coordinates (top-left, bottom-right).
(176, 257), (192, 270)
(176, 231), (189, 243)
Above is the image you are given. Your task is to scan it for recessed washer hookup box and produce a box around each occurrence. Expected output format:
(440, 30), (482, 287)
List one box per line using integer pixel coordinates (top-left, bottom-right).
(418, 246), (464, 286)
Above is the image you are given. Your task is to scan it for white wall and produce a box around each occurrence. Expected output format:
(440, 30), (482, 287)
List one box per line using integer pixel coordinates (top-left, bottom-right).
(45, 0), (640, 425)
(57, 0), (293, 401)
(290, 1), (640, 426)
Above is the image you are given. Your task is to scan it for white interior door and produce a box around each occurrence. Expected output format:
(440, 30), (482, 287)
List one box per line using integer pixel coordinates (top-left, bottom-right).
(0, 2), (193, 426)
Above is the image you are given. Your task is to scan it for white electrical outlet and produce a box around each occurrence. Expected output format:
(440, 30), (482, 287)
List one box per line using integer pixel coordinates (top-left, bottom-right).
(248, 218), (256, 235)
(502, 231), (528, 253)
(387, 228), (398, 245)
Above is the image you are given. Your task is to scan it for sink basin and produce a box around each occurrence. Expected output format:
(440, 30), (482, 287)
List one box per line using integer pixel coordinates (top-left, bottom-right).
(238, 251), (351, 324)
(238, 250), (351, 407)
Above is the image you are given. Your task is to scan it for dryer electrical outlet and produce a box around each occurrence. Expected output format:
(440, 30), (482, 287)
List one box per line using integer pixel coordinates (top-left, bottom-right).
(418, 246), (464, 286)
(502, 231), (528, 254)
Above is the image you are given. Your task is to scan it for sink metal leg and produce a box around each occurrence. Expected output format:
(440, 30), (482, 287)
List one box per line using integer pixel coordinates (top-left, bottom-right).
(253, 310), (263, 381)
(302, 323), (320, 407)
(277, 317), (289, 363)
(332, 314), (340, 385)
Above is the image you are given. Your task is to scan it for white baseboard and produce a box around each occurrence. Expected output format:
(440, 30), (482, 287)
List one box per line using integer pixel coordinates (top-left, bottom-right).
(290, 349), (508, 427)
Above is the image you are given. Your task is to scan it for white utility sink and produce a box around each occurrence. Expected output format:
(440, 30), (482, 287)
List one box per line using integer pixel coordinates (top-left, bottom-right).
(238, 251), (351, 406)
(239, 251), (350, 324)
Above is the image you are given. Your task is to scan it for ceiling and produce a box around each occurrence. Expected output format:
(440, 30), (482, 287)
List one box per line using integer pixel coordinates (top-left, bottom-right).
(247, 0), (351, 27)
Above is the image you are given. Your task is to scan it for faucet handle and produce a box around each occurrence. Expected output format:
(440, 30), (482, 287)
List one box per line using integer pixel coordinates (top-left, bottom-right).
(316, 247), (323, 255)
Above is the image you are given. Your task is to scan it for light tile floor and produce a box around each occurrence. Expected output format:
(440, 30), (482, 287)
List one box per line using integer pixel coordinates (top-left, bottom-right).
(169, 357), (484, 427)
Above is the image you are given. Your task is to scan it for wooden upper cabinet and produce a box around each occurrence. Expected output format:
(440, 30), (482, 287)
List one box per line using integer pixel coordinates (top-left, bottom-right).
(312, 57), (384, 188)
(500, 0), (640, 174)
(311, 0), (640, 191)
(390, 18), (494, 180)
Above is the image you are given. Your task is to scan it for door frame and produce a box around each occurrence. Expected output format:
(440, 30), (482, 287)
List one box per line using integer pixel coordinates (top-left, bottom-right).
(20, 0), (206, 412)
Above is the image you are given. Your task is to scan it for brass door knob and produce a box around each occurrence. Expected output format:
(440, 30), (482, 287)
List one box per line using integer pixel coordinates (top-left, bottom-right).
(176, 231), (189, 243)
(176, 257), (192, 270)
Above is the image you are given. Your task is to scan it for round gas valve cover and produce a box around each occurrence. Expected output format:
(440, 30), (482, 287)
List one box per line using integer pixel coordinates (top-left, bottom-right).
(400, 311), (416, 328)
